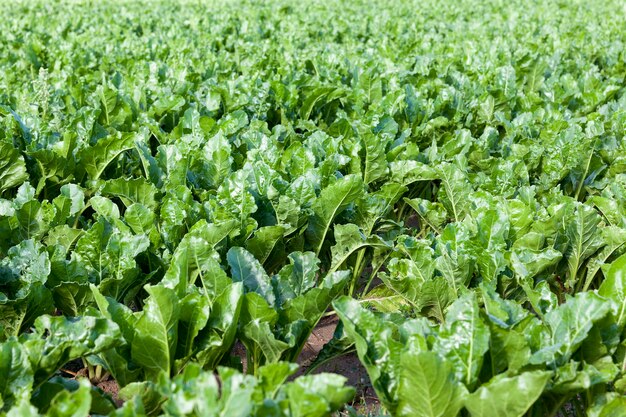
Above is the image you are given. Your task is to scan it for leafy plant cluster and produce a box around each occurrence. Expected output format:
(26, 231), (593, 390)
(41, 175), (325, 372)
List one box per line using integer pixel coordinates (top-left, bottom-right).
(2, 0), (626, 415)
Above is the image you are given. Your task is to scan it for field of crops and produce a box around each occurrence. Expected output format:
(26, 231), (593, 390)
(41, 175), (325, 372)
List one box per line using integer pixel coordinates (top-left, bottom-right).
(2, 0), (626, 415)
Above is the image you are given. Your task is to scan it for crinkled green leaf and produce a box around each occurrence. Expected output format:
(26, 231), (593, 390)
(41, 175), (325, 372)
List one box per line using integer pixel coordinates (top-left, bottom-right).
(464, 371), (551, 417)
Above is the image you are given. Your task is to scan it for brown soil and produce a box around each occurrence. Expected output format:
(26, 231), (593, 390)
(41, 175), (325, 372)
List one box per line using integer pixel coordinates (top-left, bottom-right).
(60, 360), (122, 406)
(231, 315), (380, 412)
(296, 315), (380, 412)
(97, 379), (123, 407)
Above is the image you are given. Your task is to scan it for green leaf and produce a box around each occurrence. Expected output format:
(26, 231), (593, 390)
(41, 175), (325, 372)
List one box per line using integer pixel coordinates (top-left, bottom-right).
(22, 315), (121, 385)
(273, 251), (320, 300)
(599, 253), (626, 328)
(380, 238), (435, 307)
(45, 378), (92, 417)
(329, 223), (391, 272)
(588, 394), (626, 417)
(509, 247), (562, 280)
(530, 291), (610, 366)
(362, 285), (410, 313)
(585, 226), (626, 291)
(131, 285), (180, 378)
(397, 351), (466, 417)
(333, 296), (403, 413)
(175, 290), (210, 363)
(53, 184), (85, 222)
(77, 132), (136, 181)
(163, 219), (237, 296)
(438, 162), (470, 222)
(101, 178), (159, 209)
(434, 293), (490, 389)
(435, 223), (474, 293)
(242, 318), (290, 366)
(361, 131), (388, 185)
(0, 142), (28, 195)
(464, 371), (551, 417)
(307, 174), (364, 256)
(194, 281), (243, 370)
(390, 161), (438, 186)
(564, 203), (605, 289)
(228, 247), (276, 306)
(419, 278), (455, 323)
(245, 225), (286, 267)
(282, 373), (355, 416)
(0, 339), (33, 411)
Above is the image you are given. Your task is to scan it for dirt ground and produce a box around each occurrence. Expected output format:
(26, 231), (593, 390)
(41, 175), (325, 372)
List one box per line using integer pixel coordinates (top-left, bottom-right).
(294, 315), (380, 412)
(232, 315), (380, 412)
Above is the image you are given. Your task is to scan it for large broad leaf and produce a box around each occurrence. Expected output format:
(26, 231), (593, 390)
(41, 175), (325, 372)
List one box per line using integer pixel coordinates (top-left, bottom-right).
(530, 291), (610, 366)
(272, 251), (320, 302)
(437, 163), (471, 222)
(470, 209), (509, 283)
(0, 142), (28, 195)
(228, 247), (275, 306)
(390, 160), (437, 186)
(564, 203), (605, 290)
(42, 378), (92, 417)
(281, 271), (350, 322)
(599, 253), (626, 328)
(434, 292), (490, 389)
(419, 278), (456, 323)
(329, 223), (391, 272)
(464, 371), (551, 417)
(131, 285), (180, 379)
(153, 362), (353, 417)
(0, 339), (33, 411)
(238, 292), (289, 370)
(163, 219), (237, 296)
(174, 290), (211, 365)
(380, 238), (435, 308)
(77, 132), (136, 181)
(356, 182), (406, 235)
(240, 293), (291, 369)
(0, 240), (54, 338)
(21, 315), (121, 385)
(588, 394), (626, 417)
(194, 282), (243, 370)
(434, 223), (475, 294)
(73, 219), (150, 300)
(361, 130), (388, 185)
(397, 351), (466, 417)
(51, 184), (85, 226)
(584, 226), (626, 291)
(333, 296), (403, 413)
(158, 364), (254, 417)
(509, 247), (562, 281)
(306, 174), (364, 256)
(281, 373), (355, 417)
(245, 225), (286, 269)
(101, 178), (159, 209)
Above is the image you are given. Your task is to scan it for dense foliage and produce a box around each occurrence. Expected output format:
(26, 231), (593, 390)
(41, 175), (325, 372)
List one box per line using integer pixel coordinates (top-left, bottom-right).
(2, 0), (626, 415)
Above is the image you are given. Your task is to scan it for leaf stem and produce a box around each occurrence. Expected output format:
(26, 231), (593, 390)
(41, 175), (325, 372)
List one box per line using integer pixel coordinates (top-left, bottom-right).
(348, 249), (366, 297)
(574, 141), (595, 201)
